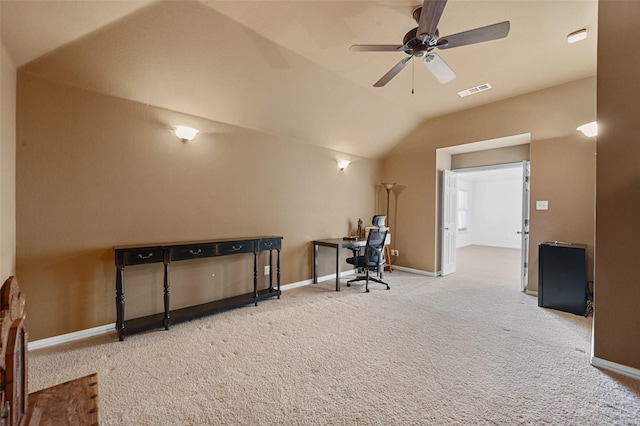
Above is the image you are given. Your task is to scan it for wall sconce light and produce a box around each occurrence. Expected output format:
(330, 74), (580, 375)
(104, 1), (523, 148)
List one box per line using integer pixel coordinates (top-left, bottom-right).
(567, 29), (588, 44)
(337, 159), (351, 170)
(577, 121), (597, 137)
(175, 125), (199, 141)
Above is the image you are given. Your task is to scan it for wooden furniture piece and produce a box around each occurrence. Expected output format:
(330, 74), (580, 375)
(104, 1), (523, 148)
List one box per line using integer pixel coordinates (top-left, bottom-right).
(538, 242), (588, 316)
(114, 236), (282, 341)
(384, 245), (393, 272)
(0, 276), (99, 425)
(26, 373), (99, 426)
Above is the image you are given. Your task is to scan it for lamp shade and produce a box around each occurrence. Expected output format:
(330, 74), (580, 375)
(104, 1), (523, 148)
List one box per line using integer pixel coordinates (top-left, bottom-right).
(337, 160), (350, 170)
(577, 121), (597, 137)
(175, 125), (199, 141)
(382, 182), (396, 190)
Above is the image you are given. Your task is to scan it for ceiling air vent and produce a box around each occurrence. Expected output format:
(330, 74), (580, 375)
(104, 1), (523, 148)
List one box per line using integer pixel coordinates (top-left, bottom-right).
(457, 83), (492, 98)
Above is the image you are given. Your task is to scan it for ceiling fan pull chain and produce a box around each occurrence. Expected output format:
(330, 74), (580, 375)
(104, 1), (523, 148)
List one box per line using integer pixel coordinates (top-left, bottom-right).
(412, 58), (415, 94)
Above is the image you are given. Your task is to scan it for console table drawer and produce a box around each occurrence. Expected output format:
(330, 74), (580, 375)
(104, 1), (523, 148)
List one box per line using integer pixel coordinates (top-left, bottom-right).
(219, 241), (254, 255)
(258, 238), (281, 251)
(171, 244), (216, 261)
(122, 247), (163, 265)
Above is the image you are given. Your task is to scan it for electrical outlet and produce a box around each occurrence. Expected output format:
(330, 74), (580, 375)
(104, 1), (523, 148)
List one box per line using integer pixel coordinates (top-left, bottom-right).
(391, 249), (399, 256)
(395, 250), (400, 256)
(264, 265), (270, 275)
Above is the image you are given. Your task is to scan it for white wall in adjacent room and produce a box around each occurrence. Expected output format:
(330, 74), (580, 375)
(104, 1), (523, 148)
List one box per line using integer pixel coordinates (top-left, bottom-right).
(456, 167), (523, 249)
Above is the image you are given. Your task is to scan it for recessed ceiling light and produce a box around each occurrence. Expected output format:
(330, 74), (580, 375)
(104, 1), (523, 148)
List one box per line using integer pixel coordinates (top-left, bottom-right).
(567, 29), (588, 44)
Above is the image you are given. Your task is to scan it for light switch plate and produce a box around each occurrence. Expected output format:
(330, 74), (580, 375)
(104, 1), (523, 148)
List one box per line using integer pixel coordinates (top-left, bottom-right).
(536, 200), (549, 210)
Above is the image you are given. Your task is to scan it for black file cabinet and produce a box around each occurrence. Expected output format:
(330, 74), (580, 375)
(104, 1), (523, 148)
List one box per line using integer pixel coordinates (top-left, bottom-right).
(538, 242), (587, 316)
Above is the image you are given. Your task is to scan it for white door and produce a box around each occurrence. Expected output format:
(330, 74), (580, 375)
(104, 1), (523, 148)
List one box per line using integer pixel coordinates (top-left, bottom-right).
(441, 169), (457, 276)
(519, 161), (531, 291)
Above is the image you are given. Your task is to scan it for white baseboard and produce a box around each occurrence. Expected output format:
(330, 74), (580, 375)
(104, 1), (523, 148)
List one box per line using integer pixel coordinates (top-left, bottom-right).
(28, 323), (115, 352)
(590, 355), (640, 381)
(280, 270), (355, 291)
(29, 271), (355, 351)
(392, 265), (439, 277)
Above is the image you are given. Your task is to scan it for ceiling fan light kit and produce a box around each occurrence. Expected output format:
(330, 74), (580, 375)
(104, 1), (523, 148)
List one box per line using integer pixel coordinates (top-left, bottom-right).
(424, 54), (456, 84)
(350, 0), (510, 88)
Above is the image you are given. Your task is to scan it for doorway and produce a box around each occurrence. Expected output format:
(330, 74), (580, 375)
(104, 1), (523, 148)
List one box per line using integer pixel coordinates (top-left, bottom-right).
(436, 133), (531, 290)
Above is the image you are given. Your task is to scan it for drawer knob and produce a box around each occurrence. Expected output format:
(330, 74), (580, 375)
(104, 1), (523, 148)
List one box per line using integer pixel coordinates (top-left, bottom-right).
(264, 242), (273, 247)
(231, 245), (243, 251)
(137, 253), (154, 260)
(189, 249), (202, 255)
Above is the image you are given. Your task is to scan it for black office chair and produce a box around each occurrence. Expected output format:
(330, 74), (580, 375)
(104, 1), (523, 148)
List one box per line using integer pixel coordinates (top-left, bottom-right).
(346, 216), (390, 292)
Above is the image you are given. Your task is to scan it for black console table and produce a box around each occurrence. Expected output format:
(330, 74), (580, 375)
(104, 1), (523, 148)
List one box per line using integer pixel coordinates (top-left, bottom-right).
(114, 236), (282, 340)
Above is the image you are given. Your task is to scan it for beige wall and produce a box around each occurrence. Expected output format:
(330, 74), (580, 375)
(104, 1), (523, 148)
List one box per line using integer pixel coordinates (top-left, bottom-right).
(1, 40), (17, 279)
(17, 73), (378, 340)
(594, 1), (640, 370)
(451, 144), (530, 170)
(528, 135), (596, 290)
(381, 78), (596, 293)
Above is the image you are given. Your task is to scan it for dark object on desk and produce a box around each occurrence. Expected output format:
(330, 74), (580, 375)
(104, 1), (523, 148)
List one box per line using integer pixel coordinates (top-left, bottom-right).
(114, 236), (282, 341)
(343, 236), (361, 240)
(346, 226), (390, 292)
(538, 241), (587, 316)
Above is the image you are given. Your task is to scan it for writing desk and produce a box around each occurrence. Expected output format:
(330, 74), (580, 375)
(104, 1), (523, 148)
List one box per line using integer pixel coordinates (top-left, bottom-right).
(312, 238), (366, 291)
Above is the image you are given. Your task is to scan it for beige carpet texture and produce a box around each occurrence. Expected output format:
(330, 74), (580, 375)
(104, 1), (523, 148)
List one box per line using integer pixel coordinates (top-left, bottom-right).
(28, 246), (640, 425)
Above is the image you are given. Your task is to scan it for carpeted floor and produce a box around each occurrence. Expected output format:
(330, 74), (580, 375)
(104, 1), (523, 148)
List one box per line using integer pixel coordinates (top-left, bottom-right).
(28, 246), (640, 425)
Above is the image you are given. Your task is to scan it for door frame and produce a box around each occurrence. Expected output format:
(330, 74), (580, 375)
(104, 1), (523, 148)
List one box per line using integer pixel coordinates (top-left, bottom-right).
(440, 169), (457, 276)
(445, 162), (529, 288)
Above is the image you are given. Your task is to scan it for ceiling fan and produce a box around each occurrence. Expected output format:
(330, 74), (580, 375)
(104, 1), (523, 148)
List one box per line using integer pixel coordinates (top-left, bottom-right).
(350, 0), (510, 87)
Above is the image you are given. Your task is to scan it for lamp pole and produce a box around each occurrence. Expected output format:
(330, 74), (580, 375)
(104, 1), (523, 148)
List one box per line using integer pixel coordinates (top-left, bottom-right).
(381, 182), (396, 272)
(381, 182), (396, 225)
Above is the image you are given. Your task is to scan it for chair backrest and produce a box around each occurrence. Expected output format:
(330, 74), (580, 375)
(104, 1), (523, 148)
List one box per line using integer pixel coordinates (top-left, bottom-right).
(371, 215), (386, 227)
(363, 227), (388, 268)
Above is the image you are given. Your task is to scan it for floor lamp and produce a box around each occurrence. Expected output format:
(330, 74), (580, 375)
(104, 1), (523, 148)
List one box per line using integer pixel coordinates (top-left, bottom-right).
(382, 182), (396, 272)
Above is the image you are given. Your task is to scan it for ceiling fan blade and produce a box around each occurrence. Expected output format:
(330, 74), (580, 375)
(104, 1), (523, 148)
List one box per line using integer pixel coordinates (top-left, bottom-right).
(417, 0), (448, 41)
(350, 44), (406, 52)
(437, 21), (510, 49)
(374, 57), (413, 87)
(424, 53), (456, 84)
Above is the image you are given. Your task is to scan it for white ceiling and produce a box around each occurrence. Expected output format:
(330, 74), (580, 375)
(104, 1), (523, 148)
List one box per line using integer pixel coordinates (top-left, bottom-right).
(1, 0), (598, 159)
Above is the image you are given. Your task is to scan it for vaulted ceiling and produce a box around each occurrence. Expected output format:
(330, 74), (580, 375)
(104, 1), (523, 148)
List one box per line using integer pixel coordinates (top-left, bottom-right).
(1, 0), (597, 158)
